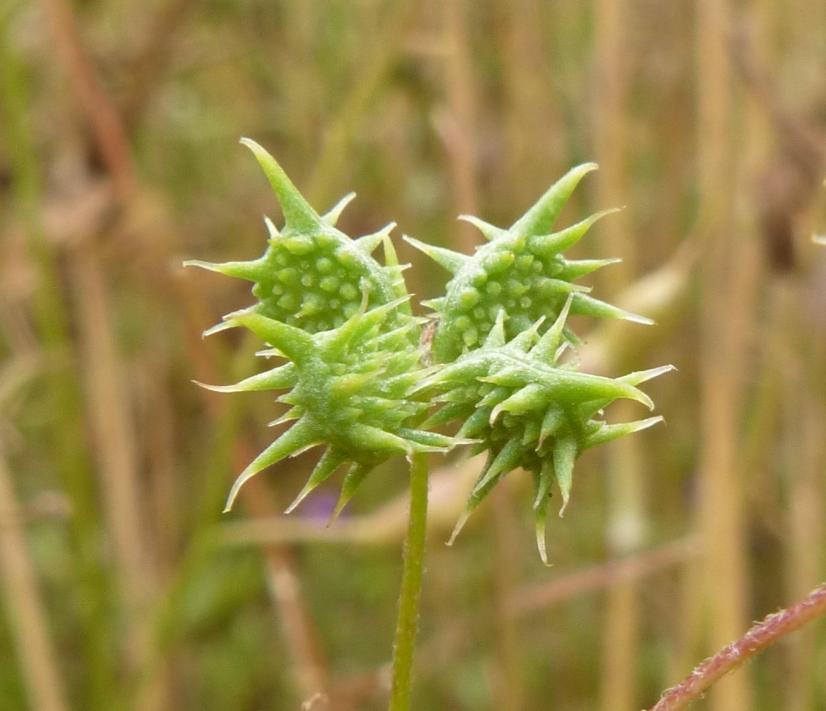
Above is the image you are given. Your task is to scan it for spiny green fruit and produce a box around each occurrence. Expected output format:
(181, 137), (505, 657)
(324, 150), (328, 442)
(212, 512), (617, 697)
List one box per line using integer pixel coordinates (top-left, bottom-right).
(416, 298), (672, 564)
(406, 164), (652, 362)
(188, 141), (670, 564)
(186, 138), (413, 338)
(199, 296), (453, 514)
(186, 139), (434, 514)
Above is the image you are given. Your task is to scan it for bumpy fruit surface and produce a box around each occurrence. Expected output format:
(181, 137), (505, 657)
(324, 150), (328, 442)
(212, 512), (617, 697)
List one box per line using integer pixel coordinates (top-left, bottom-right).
(406, 164), (651, 362)
(187, 140), (433, 512)
(187, 139), (412, 338)
(188, 143), (671, 562)
(406, 165), (671, 561)
(200, 298), (451, 514)
(417, 299), (671, 563)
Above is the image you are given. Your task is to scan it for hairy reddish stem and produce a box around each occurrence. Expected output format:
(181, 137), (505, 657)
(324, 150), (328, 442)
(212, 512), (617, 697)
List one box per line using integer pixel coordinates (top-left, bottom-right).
(650, 582), (826, 710)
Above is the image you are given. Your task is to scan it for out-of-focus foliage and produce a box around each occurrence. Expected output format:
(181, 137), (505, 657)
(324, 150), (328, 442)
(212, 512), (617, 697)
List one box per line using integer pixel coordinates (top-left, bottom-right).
(0, 1), (825, 710)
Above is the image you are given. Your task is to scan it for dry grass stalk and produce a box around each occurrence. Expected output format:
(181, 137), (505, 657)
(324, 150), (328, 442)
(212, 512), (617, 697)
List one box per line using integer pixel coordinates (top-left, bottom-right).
(694, 0), (753, 707)
(67, 244), (156, 671)
(0, 441), (68, 711)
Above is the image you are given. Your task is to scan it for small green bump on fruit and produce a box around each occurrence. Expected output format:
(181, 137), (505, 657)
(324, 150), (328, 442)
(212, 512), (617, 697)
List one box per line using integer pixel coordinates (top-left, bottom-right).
(506, 279), (528, 297)
(278, 267), (299, 286)
(534, 278), (555, 296)
(336, 249), (358, 269)
(299, 294), (323, 316)
(470, 270), (488, 287)
(320, 276), (339, 292)
(485, 281), (502, 296)
(278, 293), (298, 310)
(283, 236), (315, 255)
(340, 283), (358, 300)
(316, 256), (334, 273)
(482, 251), (515, 274)
(545, 259), (562, 276)
(455, 315), (472, 331)
(516, 255), (534, 272)
(300, 274), (314, 287)
(315, 232), (338, 249)
(459, 287), (481, 309)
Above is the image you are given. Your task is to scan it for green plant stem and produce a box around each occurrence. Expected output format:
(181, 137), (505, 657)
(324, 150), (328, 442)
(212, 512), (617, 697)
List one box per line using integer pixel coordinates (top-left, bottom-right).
(389, 453), (429, 711)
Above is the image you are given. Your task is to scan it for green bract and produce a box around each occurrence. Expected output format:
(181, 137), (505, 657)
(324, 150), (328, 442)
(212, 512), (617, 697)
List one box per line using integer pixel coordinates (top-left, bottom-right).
(188, 140), (671, 562)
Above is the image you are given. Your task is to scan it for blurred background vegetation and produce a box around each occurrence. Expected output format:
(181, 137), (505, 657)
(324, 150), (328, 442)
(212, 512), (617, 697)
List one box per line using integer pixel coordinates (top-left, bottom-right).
(1, 0), (825, 709)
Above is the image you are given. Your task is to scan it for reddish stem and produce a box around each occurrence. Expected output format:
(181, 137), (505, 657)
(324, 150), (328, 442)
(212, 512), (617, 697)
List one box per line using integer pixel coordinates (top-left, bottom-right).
(650, 582), (826, 710)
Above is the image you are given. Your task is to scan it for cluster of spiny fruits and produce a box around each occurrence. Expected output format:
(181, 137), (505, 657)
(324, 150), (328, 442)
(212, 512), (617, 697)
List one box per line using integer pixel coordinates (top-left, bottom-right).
(187, 139), (671, 563)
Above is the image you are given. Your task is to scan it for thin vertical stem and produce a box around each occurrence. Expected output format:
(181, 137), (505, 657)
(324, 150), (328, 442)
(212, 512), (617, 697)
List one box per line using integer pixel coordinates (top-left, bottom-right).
(0, 443), (69, 711)
(780, 281), (824, 711)
(594, 1), (645, 708)
(0, 21), (115, 709)
(239, 477), (329, 703)
(694, 0), (753, 707)
(36, 0), (136, 201)
(440, 0), (479, 255)
(389, 453), (429, 711)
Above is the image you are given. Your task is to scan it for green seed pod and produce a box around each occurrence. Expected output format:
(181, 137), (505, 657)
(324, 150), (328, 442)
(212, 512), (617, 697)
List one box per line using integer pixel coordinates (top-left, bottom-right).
(186, 140), (437, 514)
(416, 299), (672, 564)
(185, 138), (413, 338)
(406, 164), (652, 362)
(188, 143), (671, 564)
(199, 296), (452, 515)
